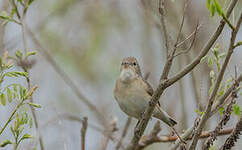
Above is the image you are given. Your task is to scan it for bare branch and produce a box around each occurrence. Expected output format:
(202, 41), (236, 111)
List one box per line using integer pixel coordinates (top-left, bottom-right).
(159, 0), (169, 58)
(81, 117), (88, 150)
(25, 26), (107, 127)
(189, 10), (242, 150)
(174, 21), (200, 57)
(165, 0), (239, 88)
(125, 1), (239, 149)
(203, 97), (236, 150)
(137, 128), (233, 150)
(176, 23), (203, 49)
(219, 116), (242, 150)
(115, 117), (132, 150)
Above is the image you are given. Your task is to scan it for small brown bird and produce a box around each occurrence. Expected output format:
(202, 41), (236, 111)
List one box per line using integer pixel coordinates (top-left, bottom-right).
(114, 57), (177, 127)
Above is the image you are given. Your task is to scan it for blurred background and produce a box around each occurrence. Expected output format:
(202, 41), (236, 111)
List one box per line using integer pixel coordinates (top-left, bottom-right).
(0, 0), (242, 149)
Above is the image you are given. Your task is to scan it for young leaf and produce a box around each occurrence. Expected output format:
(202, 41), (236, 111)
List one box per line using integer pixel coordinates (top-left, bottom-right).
(7, 88), (12, 103)
(233, 104), (241, 117)
(19, 133), (32, 142)
(29, 117), (33, 129)
(219, 107), (224, 116)
(200, 55), (207, 62)
(219, 53), (226, 58)
(211, 4), (215, 17)
(26, 51), (36, 58)
(15, 50), (23, 60)
(27, 0), (35, 7)
(13, 71), (28, 78)
(0, 93), (6, 106)
(27, 102), (41, 108)
(0, 140), (12, 147)
(214, 0), (223, 16)
(13, 85), (18, 99)
(0, 11), (9, 20)
(208, 56), (214, 67)
(207, 0), (211, 10)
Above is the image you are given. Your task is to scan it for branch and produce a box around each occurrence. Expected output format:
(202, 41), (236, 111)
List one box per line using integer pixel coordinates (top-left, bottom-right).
(115, 117), (132, 150)
(203, 96), (236, 150)
(189, 10), (242, 150)
(159, 0), (169, 58)
(100, 118), (118, 150)
(137, 128), (233, 150)
(125, 1), (238, 149)
(81, 117), (88, 150)
(165, 0), (239, 88)
(219, 116), (242, 150)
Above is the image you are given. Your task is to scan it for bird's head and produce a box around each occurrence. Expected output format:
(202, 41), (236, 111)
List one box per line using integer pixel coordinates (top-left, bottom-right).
(119, 57), (142, 83)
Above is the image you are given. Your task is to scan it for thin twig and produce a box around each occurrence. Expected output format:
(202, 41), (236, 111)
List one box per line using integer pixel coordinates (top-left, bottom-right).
(81, 117), (88, 150)
(115, 117), (132, 150)
(189, 10), (242, 150)
(159, 0), (169, 58)
(165, 0), (239, 88)
(219, 116), (242, 150)
(176, 23), (203, 48)
(25, 26), (107, 127)
(174, 21), (199, 57)
(125, 1), (239, 149)
(137, 128), (234, 150)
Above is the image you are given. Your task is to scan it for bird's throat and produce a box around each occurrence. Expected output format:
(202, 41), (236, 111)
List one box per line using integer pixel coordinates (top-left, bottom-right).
(120, 69), (136, 83)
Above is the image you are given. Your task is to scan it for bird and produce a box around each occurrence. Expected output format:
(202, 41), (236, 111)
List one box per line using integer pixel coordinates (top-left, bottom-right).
(113, 56), (177, 127)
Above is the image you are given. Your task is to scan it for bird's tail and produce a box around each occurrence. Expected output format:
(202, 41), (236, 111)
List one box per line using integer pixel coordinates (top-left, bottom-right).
(154, 105), (177, 127)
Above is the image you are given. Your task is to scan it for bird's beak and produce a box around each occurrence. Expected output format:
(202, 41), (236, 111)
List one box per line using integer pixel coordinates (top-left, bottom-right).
(124, 64), (128, 69)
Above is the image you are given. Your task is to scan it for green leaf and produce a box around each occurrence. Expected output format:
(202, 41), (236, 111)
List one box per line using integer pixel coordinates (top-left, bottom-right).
(7, 88), (12, 103)
(219, 107), (224, 115)
(29, 117), (33, 129)
(233, 104), (240, 117)
(19, 85), (27, 99)
(207, 0), (211, 10)
(200, 56), (207, 62)
(0, 93), (6, 106)
(211, 4), (215, 16)
(0, 11), (9, 20)
(220, 88), (224, 96)
(219, 53), (226, 58)
(13, 85), (18, 99)
(14, 71), (28, 78)
(27, 102), (41, 108)
(10, 125), (15, 136)
(15, 50), (23, 60)
(19, 133), (32, 142)
(0, 140), (12, 147)
(26, 51), (36, 58)
(27, 0), (35, 6)
(210, 70), (215, 79)
(208, 56), (214, 67)
(214, 0), (223, 16)
(5, 72), (18, 77)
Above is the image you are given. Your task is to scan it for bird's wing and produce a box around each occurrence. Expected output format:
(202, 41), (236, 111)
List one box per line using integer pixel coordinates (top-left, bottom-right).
(141, 77), (161, 106)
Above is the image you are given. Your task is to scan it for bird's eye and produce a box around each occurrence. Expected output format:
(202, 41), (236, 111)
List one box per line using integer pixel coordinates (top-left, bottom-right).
(133, 62), (136, 66)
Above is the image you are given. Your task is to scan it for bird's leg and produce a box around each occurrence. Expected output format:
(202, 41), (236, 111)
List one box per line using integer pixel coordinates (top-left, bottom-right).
(135, 120), (140, 128)
(134, 120), (141, 138)
(170, 126), (187, 144)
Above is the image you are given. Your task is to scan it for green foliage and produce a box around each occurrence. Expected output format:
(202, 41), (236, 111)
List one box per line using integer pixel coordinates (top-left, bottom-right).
(0, 50), (39, 149)
(195, 109), (204, 116)
(233, 104), (241, 117)
(0, 0), (36, 26)
(0, 140), (12, 147)
(202, 44), (232, 99)
(207, 0), (224, 17)
(219, 107), (224, 116)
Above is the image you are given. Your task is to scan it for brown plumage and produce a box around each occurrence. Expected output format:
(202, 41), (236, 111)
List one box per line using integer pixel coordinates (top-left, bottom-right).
(114, 56), (177, 127)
